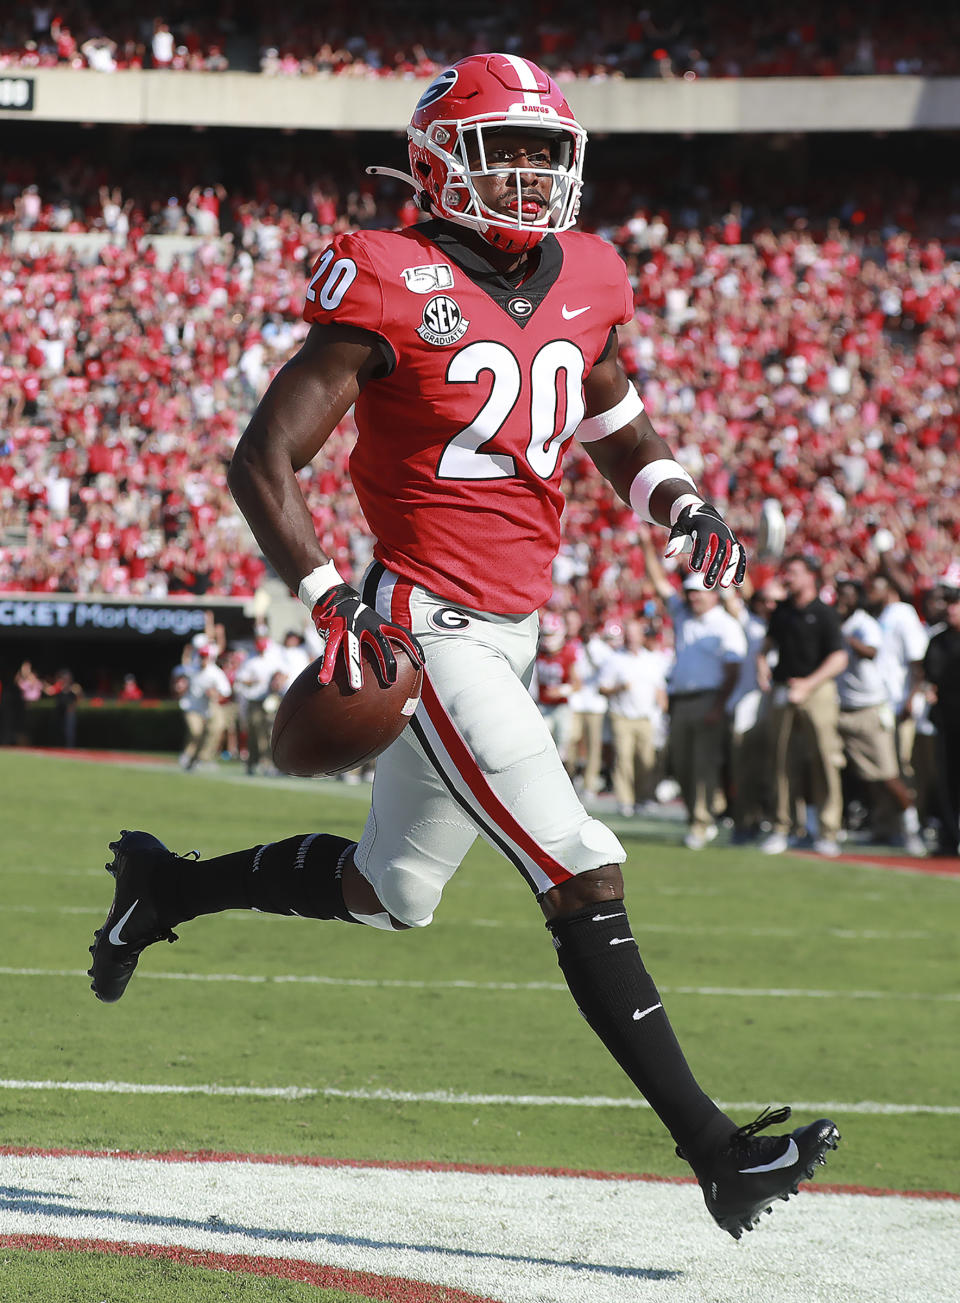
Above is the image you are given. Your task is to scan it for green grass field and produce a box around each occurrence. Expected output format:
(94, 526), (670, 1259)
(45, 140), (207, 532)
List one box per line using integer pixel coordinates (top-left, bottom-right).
(1, 748), (958, 1298)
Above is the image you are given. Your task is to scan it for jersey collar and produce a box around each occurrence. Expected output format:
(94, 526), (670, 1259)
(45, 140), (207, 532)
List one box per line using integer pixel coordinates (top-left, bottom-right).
(418, 220), (564, 328)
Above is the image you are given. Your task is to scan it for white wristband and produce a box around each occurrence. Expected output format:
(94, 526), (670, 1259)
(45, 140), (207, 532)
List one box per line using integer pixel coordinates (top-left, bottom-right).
(628, 459), (698, 523)
(298, 560), (344, 609)
(669, 492), (705, 526)
(575, 383), (644, 443)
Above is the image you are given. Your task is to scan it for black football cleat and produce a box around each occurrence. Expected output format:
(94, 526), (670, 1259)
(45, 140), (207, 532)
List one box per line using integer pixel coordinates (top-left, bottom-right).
(88, 830), (192, 1003)
(682, 1106), (841, 1240)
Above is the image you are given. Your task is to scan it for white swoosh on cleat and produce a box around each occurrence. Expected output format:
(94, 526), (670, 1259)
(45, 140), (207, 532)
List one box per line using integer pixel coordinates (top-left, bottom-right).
(738, 1138), (799, 1173)
(107, 900), (140, 947)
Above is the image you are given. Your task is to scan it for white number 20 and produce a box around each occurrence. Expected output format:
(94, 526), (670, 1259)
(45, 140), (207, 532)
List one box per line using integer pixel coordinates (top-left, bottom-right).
(437, 340), (586, 481)
(305, 250), (357, 309)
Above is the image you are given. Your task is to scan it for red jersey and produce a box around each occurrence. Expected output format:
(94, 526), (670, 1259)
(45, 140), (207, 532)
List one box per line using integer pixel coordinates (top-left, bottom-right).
(302, 221), (633, 613)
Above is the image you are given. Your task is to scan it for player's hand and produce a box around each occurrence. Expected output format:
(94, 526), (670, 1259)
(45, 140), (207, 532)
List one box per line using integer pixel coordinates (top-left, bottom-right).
(311, 584), (424, 690)
(664, 502), (747, 589)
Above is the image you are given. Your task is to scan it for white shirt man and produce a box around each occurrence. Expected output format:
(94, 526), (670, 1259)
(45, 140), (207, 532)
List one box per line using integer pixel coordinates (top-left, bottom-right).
(599, 619), (669, 817)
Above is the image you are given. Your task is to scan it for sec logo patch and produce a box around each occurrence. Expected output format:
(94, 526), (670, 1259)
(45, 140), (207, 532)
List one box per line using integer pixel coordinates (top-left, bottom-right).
(417, 295), (469, 346)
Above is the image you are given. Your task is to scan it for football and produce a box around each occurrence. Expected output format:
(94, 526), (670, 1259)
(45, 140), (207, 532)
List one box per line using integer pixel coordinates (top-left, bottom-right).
(271, 641), (423, 777)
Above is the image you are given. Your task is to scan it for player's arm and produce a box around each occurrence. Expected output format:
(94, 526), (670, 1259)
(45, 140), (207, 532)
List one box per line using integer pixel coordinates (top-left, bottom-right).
(580, 334), (746, 589)
(228, 322), (377, 591)
(228, 322), (422, 688)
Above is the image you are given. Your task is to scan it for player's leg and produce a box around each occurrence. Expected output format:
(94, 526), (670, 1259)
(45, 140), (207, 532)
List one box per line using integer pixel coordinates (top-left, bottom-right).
(379, 575), (842, 1237)
(380, 581), (739, 1176)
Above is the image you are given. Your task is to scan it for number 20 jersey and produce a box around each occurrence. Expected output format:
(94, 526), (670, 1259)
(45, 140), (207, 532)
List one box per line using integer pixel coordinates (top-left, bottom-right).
(302, 219), (633, 614)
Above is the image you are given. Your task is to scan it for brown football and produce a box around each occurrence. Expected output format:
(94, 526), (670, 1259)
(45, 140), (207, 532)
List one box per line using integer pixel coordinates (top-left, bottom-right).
(271, 641), (423, 777)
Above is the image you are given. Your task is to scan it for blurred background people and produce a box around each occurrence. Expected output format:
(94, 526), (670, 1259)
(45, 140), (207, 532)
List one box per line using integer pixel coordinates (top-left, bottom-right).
(535, 612), (581, 774)
(568, 621), (613, 803)
(834, 580), (925, 856)
(177, 638), (231, 771)
(757, 555), (848, 858)
(923, 585), (960, 857)
(49, 667), (83, 747)
(723, 581), (785, 845)
(642, 527), (746, 848)
(598, 617), (669, 818)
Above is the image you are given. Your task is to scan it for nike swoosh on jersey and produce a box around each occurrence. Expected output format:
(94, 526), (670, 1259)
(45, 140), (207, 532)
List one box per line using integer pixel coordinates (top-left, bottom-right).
(561, 304), (590, 319)
(108, 899), (140, 947)
(632, 1002), (663, 1021)
(738, 1137), (800, 1174)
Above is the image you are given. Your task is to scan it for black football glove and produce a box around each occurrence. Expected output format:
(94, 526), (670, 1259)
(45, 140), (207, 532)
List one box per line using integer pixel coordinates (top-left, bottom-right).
(311, 584), (424, 690)
(664, 502), (747, 589)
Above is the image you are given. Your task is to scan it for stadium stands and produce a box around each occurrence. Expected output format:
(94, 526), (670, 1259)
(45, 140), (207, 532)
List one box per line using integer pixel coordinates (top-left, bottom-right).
(2, 126), (958, 615)
(3, 2), (959, 78)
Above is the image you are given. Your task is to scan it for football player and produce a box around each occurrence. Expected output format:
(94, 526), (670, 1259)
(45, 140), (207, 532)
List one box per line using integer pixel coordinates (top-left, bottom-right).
(89, 53), (838, 1238)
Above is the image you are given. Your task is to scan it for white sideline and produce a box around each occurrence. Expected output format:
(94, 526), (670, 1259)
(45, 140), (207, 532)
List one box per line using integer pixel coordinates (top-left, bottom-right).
(1, 965), (958, 1003)
(1, 1077), (958, 1115)
(0, 1151), (955, 1303)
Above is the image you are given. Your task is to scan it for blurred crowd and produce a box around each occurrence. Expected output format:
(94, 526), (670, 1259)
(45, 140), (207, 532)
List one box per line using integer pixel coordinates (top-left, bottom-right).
(2, 125), (960, 849)
(3, 1), (960, 78)
(2, 144), (959, 608)
(534, 543), (960, 858)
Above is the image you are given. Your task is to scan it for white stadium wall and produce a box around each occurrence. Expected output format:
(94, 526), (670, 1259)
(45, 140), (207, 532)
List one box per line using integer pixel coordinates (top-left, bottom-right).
(2, 69), (960, 132)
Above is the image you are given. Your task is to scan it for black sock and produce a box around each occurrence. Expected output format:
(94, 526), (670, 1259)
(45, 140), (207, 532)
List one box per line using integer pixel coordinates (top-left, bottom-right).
(547, 901), (733, 1161)
(163, 834), (359, 925)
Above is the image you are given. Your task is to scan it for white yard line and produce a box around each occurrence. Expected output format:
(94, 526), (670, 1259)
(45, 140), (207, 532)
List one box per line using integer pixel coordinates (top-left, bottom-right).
(1, 965), (957, 1003)
(1, 904), (944, 941)
(1, 1077), (957, 1116)
(0, 1151), (956, 1303)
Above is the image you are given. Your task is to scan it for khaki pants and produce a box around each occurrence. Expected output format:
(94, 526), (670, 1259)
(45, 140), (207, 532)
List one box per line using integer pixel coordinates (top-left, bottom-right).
(183, 703), (227, 767)
(569, 710), (605, 793)
(610, 714), (658, 810)
(181, 710), (207, 767)
(198, 701), (228, 764)
(768, 679), (844, 839)
(245, 698), (273, 770)
(668, 693), (726, 836)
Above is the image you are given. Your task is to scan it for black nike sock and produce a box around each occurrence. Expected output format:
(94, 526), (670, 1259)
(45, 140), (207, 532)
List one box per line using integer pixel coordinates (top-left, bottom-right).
(547, 901), (733, 1162)
(162, 834), (359, 925)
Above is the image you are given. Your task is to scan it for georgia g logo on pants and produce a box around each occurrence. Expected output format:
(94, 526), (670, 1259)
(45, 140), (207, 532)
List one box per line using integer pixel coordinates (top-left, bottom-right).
(429, 606), (471, 631)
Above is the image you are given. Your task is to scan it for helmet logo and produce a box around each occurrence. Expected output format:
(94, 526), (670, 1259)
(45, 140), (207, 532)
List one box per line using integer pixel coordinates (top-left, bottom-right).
(415, 68), (458, 111)
(417, 295), (469, 346)
(508, 297), (533, 318)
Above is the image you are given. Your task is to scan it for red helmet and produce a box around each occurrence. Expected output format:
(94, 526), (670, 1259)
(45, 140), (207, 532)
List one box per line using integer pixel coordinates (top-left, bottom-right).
(403, 53), (587, 254)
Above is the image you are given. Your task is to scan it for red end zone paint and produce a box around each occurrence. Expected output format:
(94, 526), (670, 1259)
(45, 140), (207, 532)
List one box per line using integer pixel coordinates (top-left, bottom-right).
(0, 1234), (503, 1303)
(2, 1144), (957, 1201)
(792, 848), (960, 879)
(11, 746), (174, 766)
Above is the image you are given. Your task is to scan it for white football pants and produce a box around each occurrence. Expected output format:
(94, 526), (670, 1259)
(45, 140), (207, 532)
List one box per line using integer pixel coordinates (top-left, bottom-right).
(352, 564), (625, 927)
